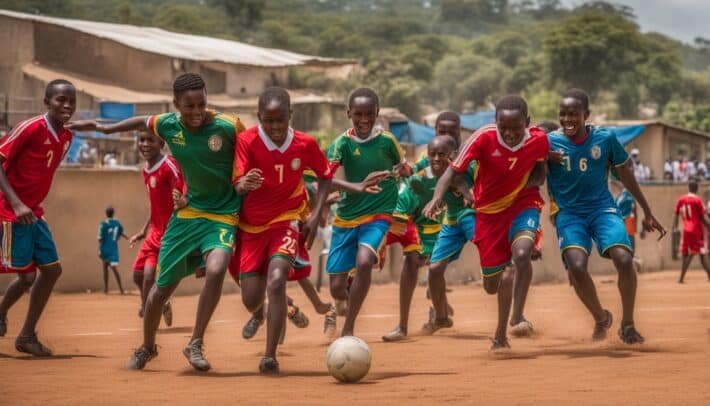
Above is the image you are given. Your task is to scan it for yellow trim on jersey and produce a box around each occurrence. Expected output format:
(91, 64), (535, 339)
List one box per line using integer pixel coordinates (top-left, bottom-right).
(476, 171), (531, 214)
(333, 214), (392, 229)
(176, 207), (238, 226)
(393, 213), (410, 222)
(380, 131), (406, 162)
(238, 201), (308, 234)
(420, 224), (442, 234)
(403, 243), (423, 253)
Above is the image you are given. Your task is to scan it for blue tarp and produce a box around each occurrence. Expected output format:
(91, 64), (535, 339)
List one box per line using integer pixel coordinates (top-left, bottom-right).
(390, 121), (435, 145)
(609, 125), (646, 146)
(460, 111), (495, 131)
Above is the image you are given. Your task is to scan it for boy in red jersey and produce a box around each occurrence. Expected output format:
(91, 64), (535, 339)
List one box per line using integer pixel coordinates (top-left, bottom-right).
(673, 180), (710, 283)
(232, 87), (333, 374)
(129, 131), (184, 324)
(425, 95), (548, 349)
(0, 80), (76, 355)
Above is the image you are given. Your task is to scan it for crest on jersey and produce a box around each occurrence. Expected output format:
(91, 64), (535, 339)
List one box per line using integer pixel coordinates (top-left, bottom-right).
(208, 135), (222, 152)
(149, 176), (157, 188)
(172, 131), (186, 146)
(291, 158), (301, 171)
(354, 148), (361, 156)
(590, 145), (601, 160)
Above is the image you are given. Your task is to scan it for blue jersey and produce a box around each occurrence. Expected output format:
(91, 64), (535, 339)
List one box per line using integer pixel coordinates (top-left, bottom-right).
(615, 190), (634, 219)
(98, 218), (123, 255)
(547, 126), (629, 215)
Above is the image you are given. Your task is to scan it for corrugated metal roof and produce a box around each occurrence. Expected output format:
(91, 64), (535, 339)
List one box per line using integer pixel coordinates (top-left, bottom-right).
(1, 9), (352, 68)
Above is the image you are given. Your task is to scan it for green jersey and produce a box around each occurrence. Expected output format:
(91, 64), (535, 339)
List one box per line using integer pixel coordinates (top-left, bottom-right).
(443, 161), (476, 224)
(147, 112), (244, 224)
(394, 167), (441, 234)
(328, 129), (405, 225)
(412, 151), (429, 172)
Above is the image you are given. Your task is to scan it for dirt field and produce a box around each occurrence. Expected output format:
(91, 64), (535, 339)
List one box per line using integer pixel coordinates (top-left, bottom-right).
(2, 270), (710, 405)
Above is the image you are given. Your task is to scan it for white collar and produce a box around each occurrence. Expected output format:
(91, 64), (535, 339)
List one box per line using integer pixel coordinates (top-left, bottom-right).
(349, 127), (381, 143)
(44, 114), (60, 142)
(144, 154), (168, 174)
(496, 129), (530, 152)
(424, 166), (435, 178)
(258, 125), (294, 153)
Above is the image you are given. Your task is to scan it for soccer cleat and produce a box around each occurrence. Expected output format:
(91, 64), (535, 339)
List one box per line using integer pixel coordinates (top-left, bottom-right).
(618, 324), (645, 344)
(382, 325), (408, 342)
(126, 345), (158, 370)
(323, 306), (337, 337)
(259, 356), (279, 374)
(15, 333), (52, 357)
(490, 337), (511, 351)
(0, 314), (7, 337)
(242, 315), (264, 340)
(421, 307), (453, 335)
(287, 305), (309, 328)
(182, 338), (211, 371)
(592, 310), (613, 341)
(162, 301), (173, 327)
(510, 320), (534, 337)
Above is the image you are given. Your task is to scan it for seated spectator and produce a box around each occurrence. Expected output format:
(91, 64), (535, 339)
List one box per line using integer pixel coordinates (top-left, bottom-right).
(664, 158), (674, 181)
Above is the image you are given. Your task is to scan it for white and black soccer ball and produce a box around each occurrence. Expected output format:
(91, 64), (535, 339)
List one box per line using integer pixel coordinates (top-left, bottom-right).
(325, 336), (371, 383)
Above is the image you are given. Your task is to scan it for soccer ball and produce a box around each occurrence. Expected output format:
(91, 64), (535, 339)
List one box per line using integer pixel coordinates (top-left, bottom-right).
(325, 336), (371, 383)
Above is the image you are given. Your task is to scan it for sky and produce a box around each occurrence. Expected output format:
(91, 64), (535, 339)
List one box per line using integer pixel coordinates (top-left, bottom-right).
(561, 0), (709, 44)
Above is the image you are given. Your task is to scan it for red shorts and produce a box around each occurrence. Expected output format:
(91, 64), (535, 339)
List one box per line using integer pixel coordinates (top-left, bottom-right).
(289, 237), (311, 281)
(474, 193), (543, 277)
(378, 219), (421, 265)
(0, 263), (36, 274)
(624, 216), (636, 236)
(681, 230), (706, 256)
(132, 232), (162, 272)
(230, 222), (300, 279)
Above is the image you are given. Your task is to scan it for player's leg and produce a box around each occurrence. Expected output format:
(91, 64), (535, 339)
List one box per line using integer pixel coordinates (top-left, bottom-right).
(383, 251), (422, 341)
(102, 260), (109, 293)
(699, 253), (710, 281)
(0, 272), (36, 337)
(261, 257), (290, 373)
(564, 248), (611, 339)
(507, 208), (541, 336)
(142, 266), (157, 314)
(297, 278), (331, 314)
(110, 264), (125, 294)
(326, 225), (358, 336)
(679, 254), (692, 283)
(240, 271), (267, 339)
(483, 267), (514, 349)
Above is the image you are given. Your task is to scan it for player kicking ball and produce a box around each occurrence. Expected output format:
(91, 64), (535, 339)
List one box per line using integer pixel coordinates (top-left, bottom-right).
(546, 88), (665, 344)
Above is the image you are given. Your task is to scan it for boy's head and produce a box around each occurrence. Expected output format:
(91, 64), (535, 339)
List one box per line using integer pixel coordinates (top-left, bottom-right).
(347, 88), (379, 139)
(173, 73), (207, 129)
(138, 132), (164, 162)
(537, 121), (559, 134)
(495, 95), (530, 148)
(427, 135), (456, 177)
(689, 180), (698, 193)
(258, 87), (292, 146)
(105, 206), (115, 218)
(435, 111), (461, 147)
(559, 88), (590, 138)
(44, 79), (76, 124)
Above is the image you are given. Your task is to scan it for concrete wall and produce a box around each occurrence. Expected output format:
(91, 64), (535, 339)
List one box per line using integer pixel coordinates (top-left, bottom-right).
(224, 65), (289, 98)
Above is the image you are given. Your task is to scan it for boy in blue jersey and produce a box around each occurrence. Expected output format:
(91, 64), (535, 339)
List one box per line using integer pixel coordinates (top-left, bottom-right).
(98, 207), (127, 294)
(547, 88), (665, 344)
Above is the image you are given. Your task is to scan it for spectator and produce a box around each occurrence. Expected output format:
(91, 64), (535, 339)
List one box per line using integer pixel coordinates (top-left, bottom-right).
(678, 157), (689, 182)
(630, 148), (650, 181)
(664, 158), (674, 180)
(688, 158), (698, 178)
(696, 159), (706, 180)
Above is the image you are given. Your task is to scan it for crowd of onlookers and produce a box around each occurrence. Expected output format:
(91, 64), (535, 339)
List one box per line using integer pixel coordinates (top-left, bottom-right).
(663, 156), (709, 182)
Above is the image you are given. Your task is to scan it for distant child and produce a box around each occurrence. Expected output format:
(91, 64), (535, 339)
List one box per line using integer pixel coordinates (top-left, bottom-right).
(326, 88), (410, 337)
(546, 88), (665, 344)
(232, 87), (333, 373)
(412, 112), (462, 171)
(673, 180), (710, 283)
(98, 207), (127, 294)
(0, 79), (76, 356)
(129, 131), (184, 325)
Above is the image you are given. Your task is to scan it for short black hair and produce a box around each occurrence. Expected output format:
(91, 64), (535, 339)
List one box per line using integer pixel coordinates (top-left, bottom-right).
(435, 111), (460, 127)
(495, 95), (528, 118)
(348, 87), (379, 109)
(45, 79), (74, 99)
(173, 73), (206, 98)
(563, 88), (590, 111)
(689, 180), (699, 193)
(258, 87), (291, 112)
(429, 134), (457, 152)
(537, 121), (560, 134)
(105, 206), (115, 218)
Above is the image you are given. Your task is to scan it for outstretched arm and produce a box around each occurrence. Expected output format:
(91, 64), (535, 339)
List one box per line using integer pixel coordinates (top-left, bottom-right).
(526, 161), (547, 187)
(65, 116), (150, 134)
(423, 167), (455, 220)
(330, 171), (391, 194)
(618, 160), (666, 240)
(129, 217), (150, 248)
(303, 178), (333, 249)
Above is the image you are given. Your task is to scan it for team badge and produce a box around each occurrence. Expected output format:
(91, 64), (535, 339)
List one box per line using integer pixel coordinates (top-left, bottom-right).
(590, 145), (601, 160)
(149, 176), (157, 188)
(208, 135), (222, 152)
(291, 158), (301, 171)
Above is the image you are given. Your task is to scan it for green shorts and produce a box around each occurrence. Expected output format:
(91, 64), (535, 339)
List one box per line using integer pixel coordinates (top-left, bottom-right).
(155, 215), (235, 288)
(420, 231), (439, 259)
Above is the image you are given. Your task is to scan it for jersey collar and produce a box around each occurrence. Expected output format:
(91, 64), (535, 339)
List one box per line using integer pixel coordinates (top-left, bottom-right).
(496, 128), (530, 152)
(258, 125), (294, 153)
(424, 166), (435, 178)
(347, 127), (381, 143)
(43, 114), (60, 143)
(144, 154), (168, 174)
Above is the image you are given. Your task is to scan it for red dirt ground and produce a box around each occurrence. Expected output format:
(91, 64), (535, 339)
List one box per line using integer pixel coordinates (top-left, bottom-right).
(2, 271), (710, 405)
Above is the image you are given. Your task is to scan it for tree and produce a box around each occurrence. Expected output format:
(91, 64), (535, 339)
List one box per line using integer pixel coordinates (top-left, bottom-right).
(209, 0), (262, 29)
(433, 53), (509, 110)
(664, 101), (710, 133)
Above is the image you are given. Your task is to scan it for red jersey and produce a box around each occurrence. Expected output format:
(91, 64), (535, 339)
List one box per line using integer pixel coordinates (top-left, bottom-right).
(234, 126), (332, 232)
(142, 155), (184, 241)
(451, 125), (549, 214)
(675, 193), (705, 234)
(0, 115), (72, 221)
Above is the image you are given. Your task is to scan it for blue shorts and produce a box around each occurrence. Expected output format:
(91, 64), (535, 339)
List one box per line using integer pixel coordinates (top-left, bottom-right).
(326, 219), (391, 274)
(0, 219), (59, 270)
(430, 213), (475, 264)
(100, 250), (119, 266)
(556, 209), (631, 258)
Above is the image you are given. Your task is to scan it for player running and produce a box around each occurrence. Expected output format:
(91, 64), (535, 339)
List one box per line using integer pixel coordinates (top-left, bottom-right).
(98, 207), (127, 294)
(0, 79), (76, 356)
(546, 88), (665, 344)
(673, 180), (710, 283)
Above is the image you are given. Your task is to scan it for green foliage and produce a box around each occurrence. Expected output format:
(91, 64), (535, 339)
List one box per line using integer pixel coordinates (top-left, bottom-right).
(663, 101), (710, 133)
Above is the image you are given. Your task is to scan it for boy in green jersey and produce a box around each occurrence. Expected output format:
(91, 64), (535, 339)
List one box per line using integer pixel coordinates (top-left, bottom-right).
(67, 74), (248, 371)
(412, 112), (462, 172)
(381, 135), (457, 342)
(325, 88), (410, 337)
